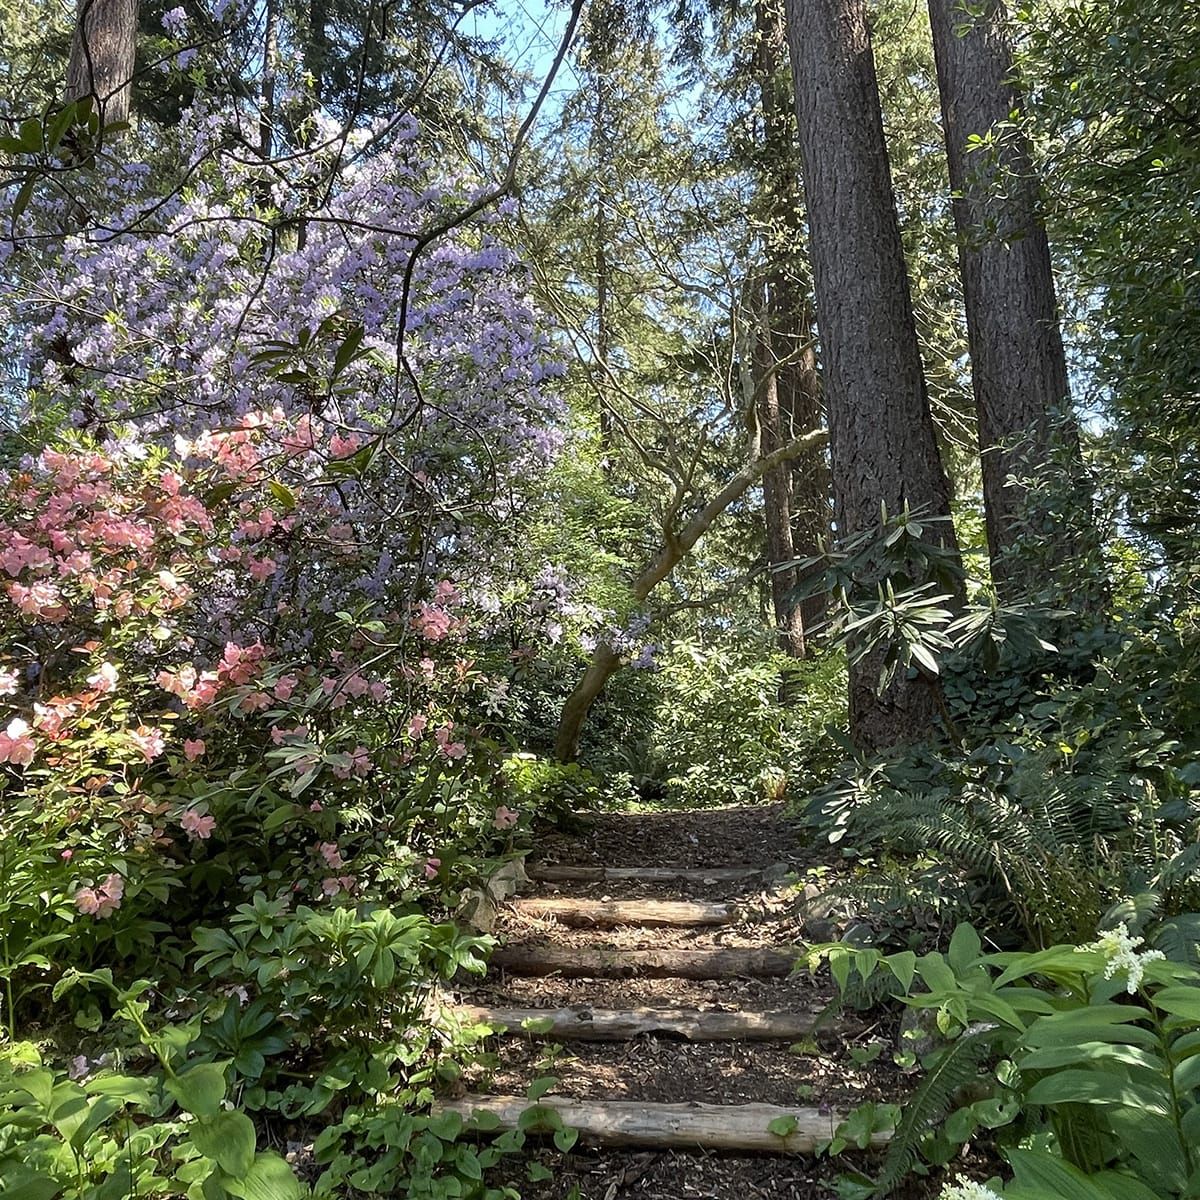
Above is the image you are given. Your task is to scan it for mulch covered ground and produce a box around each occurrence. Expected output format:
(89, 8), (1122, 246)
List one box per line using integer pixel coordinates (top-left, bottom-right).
(448, 802), (984, 1199)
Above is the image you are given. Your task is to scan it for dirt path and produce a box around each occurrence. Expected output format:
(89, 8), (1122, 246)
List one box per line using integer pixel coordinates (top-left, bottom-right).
(439, 804), (940, 1199)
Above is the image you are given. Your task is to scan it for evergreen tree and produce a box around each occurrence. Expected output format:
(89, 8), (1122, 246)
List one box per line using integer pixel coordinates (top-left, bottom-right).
(784, 0), (962, 749)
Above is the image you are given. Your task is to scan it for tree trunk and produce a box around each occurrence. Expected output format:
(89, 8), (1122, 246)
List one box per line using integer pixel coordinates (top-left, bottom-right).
(435, 1096), (885, 1153)
(67, 0), (138, 127)
(490, 943), (797, 979)
(553, 428), (828, 761)
(784, 0), (962, 751)
(926, 0), (1080, 600)
(449, 1004), (820, 1042)
(756, 307), (808, 659)
(754, 0), (828, 661)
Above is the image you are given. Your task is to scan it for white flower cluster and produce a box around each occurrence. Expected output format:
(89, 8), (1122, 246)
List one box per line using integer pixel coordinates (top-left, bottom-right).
(939, 1180), (1003, 1200)
(1077, 920), (1166, 994)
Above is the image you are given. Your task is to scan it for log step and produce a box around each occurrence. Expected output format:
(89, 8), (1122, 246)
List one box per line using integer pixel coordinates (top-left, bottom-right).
(452, 1004), (819, 1041)
(436, 1094), (888, 1154)
(509, 897), (732, 928)
(527, 864), (785, 884)
(491, 944), (796, 979)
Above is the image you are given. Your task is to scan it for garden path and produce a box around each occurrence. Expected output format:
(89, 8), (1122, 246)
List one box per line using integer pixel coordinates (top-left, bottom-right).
(441, 803), (932, 1199)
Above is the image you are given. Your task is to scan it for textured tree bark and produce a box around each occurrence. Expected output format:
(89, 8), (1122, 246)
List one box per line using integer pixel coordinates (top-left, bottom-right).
(67, 0), (138, 127)
(526, 863), (779, 884)
(508, 897), (733, 928)
(754, 0), (828, 661)
(784, 0), (961, 751)
(435, 1095), (887, 1153)
(490, 944), (797, 979)
(927, 0), (1080, 600)
(450, 1004), (820, 1041)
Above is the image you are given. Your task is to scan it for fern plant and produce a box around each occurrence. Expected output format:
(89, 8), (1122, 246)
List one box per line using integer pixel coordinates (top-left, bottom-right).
(806, 733), (1200, 950)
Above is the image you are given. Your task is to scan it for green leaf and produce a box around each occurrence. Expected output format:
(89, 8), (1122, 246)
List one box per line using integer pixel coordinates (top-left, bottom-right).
(332, 325), (365, 376)
(552, 1126), (579, 1152)
(427, 1110), (463, 1141)
(1018, 1041), (1164, 1074)
(84, 1073), (155, 1105)
(0, 1169), (61, 1200)
(1005, 1149), (1119, 1200)
(18, 116), (43, 151)
(1152, 986), (1200, 1021)
(166, 1062), (227, 1117)
(1025, 1069), (1170, 1115)
(767, 1114), (798, 1137)
(526, 1075), (558, 1101)
(1022, 1005), (1159, 1048)
(267, 480), (296, 511)
(221, 1152), (306, 1200)
(1090, 1170), (1172, 1200)
(192, 1110), (257, 1177)
(12, 175), (35, 219)
(947, 924), (981, 972)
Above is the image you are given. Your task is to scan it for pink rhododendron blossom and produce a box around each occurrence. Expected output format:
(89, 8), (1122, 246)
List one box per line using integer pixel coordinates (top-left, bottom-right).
(0, 718), (36, 766)
(318, 842), (345, 869)
(493, 806), (519, 831)
(414, 604), (451, 641)
(157, 665), (197, 698)
(434, 580), (459, 604)
(10, 580), (67, 620)
(181, 809), (216, 840)
(88, 662), (119, 693)
(332, 744), (373, 779)
(129, 725), (166, 762)
(218, 642), (266, 686)
(183, 738), (206, 761)
(75, 873), (124, 918)
(407, 713), (428, 738)
(33, 704), (66, 738)
(237, 690), (271, 713)
(424, 857), (441, 880)
(329, 432), (362, 458)
(0, 667), (19, 696)
(272, 675), (297, 701)
(248, 557), (277, 582)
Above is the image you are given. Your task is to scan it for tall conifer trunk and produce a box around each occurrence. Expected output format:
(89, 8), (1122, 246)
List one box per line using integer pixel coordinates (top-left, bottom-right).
(754, 0), (827, 661)
(784, 0), (962, 749)
(927, 0), (1080, 599)
(67, 0), (138, 127)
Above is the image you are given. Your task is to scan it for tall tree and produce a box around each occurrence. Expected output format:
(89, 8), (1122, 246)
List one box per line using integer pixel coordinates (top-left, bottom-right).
(67, 0), (138, 126)
(927, 0), (1078, 598)
(784, 0), (962, 749)
(752, 0), (827, 662)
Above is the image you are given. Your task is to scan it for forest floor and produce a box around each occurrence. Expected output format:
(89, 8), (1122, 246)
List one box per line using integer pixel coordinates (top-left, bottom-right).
(443, 803), (948, 1199)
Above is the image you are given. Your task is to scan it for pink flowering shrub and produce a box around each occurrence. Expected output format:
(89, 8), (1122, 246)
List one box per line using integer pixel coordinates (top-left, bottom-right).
(0, 424), (547, 985)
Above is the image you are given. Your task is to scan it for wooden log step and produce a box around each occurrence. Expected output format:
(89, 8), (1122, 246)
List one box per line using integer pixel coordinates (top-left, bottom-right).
(452, 1004), (819, 1041)
(490, 944), (796, 979)
(527, 864), (783, 884)
(509, 897), (732, 928)
(436, 1094), (888, 1154)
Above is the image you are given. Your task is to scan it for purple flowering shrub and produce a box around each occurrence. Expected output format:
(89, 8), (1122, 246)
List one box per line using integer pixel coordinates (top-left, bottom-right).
(0, 101), (592, 1194)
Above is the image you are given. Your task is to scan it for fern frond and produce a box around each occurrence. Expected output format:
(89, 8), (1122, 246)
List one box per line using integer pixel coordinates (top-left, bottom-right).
(870, 1028), (1000, 1198)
